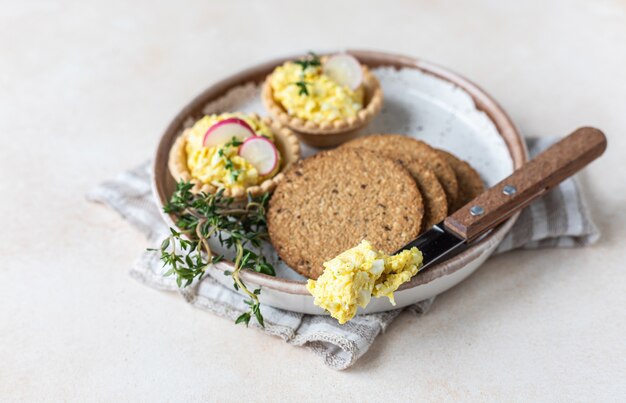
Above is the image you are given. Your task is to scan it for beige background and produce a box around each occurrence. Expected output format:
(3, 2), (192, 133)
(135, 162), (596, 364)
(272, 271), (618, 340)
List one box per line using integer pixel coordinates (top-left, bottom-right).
(2, 0), (626, 401)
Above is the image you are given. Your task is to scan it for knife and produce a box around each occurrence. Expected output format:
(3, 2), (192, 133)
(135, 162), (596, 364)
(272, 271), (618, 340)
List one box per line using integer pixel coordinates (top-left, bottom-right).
(399, 127), (607, 271)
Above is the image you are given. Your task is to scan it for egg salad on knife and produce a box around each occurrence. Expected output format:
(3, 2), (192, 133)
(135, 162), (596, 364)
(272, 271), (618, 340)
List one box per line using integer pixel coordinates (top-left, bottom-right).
(306, 240), (423, 324)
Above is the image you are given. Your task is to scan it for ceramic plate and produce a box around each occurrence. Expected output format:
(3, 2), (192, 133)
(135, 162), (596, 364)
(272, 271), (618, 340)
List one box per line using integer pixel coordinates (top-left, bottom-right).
(153, 50), (527, 315)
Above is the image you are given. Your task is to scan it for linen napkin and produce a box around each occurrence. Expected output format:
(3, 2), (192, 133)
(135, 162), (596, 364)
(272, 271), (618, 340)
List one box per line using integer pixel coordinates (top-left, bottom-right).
(87, 137), (599, 370)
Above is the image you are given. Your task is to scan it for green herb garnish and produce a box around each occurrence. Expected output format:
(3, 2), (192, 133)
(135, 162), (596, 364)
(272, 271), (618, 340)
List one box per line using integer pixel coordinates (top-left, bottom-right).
(152, 182), (275, 327)
(223, 137), (244, 148)
(294, 51), (321, 72)
(223, 158), (241, 181)
(229, 170), (241, 182)
(293, 52), (320, 96)
(218, 136), (245, 182)
(294, 80), (311, 96)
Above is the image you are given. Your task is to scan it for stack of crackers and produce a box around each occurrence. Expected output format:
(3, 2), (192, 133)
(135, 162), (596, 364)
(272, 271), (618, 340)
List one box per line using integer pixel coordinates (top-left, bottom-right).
(267, 134), (485, 279)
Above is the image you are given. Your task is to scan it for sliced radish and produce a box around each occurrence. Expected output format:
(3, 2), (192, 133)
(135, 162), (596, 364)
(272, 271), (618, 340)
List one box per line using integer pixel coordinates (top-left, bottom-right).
(322, 54), (363, 90)
(203, 118), (255, 147)
(238, 136), (279, 176)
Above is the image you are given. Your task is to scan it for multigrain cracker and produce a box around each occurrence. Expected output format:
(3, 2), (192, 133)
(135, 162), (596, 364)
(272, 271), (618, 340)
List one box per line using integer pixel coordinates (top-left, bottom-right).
(437, 150), (485, 212)
(403, 159), (448, 230)
(267, 148), (423, 279)
(342, 134), (459, 207)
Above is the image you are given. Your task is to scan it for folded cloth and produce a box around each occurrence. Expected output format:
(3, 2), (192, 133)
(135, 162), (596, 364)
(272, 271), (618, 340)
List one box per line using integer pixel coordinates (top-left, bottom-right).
(87, 137), (599, 370)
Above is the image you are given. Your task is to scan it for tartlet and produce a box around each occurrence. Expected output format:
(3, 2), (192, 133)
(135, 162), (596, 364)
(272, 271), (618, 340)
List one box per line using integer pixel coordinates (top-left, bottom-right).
(262, 54), (384, 148)
(168, 113), (301, 199)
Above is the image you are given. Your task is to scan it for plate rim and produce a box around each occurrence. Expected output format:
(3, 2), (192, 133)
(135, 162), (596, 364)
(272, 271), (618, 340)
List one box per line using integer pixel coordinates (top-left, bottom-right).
(152, 49), (529, 296)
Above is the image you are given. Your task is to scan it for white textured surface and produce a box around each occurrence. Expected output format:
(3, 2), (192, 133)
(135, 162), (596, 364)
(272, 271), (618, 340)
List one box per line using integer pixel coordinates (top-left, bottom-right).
(1, 0), (625, 401)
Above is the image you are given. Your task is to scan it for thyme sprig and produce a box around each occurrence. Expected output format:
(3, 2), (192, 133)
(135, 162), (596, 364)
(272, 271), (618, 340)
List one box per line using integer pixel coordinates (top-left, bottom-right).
(294, 51), (321, 72)
(292, 52), (320, 97)
(294, 80), (311, 96)
(152, 181), (275, 327)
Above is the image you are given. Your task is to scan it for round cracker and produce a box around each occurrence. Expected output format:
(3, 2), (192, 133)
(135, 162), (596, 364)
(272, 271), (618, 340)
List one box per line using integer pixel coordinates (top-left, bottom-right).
(437, 150), (485, 212)
(268, 148), (424, 279)
(342, 134), (459, 207)
(403, 159), (448, 231)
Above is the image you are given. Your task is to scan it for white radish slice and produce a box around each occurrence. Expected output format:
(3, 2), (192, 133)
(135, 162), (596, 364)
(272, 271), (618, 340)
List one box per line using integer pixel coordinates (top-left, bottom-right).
(238, 136), (279, 176)
(322, 54), (363, 90)
(203, 118), (256, 147)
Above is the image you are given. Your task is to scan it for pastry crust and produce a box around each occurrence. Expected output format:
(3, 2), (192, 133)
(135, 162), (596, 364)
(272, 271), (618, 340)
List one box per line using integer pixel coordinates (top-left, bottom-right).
(167, 114), (301, 199)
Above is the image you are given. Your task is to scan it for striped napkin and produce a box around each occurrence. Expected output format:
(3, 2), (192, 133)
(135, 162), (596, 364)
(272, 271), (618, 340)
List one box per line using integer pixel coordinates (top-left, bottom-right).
(87, 137), (599, 370)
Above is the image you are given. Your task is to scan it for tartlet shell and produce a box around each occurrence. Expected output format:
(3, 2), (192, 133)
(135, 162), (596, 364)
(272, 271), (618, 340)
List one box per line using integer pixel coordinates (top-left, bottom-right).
(167, 114), (301, 199)
(262, 62), (384, 148)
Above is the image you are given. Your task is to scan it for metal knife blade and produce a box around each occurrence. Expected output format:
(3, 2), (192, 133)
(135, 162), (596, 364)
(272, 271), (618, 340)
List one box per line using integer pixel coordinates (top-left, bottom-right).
(396, 222), (468, 271)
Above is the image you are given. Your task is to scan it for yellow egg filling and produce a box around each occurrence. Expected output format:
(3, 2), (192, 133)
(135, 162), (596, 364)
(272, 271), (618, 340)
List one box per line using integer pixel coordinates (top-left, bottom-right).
(306, 240), (423, 324)
(269, 61), (364, 123)
(184, 113), (279, 191)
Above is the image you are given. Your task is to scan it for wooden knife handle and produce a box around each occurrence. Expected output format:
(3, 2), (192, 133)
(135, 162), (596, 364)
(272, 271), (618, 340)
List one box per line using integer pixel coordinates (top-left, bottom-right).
(444, 127), (607, 241)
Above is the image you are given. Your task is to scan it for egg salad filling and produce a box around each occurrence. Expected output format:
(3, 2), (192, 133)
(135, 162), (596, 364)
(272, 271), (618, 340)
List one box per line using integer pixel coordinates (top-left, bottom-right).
(185, 113), (278, 191)
(270, 60), (364, 123)
(306, 240), (423, 324)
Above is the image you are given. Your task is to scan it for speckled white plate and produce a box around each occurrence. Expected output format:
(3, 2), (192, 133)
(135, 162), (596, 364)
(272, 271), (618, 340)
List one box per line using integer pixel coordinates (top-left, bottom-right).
(153, 50), (527, 315)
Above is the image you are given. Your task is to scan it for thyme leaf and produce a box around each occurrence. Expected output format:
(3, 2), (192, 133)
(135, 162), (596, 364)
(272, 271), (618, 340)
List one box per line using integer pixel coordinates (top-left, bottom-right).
(294, 80), (310, 96)
(294, 51), (321, 72)
(219, 136), (244, 182)
(293, 52), (320, 96)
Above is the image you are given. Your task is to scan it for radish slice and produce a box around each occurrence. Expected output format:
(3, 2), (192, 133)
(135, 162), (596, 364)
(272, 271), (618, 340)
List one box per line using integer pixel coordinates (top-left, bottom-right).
(322, 54), (363, 90)
(203, 118), (255, 147)
(238, 136), (279, 176)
